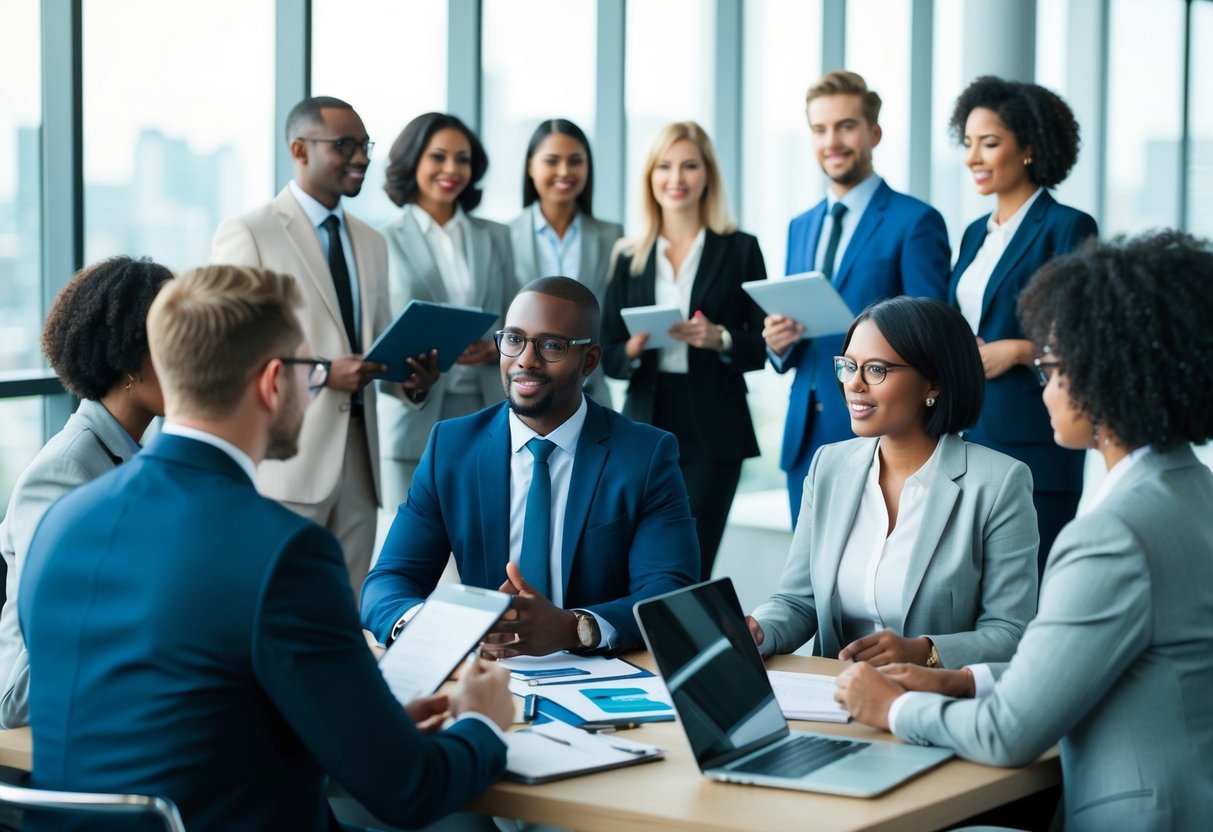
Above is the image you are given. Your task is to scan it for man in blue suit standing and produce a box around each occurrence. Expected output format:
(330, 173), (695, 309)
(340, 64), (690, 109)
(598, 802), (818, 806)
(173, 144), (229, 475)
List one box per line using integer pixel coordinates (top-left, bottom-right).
(362, 277), (699, 655)
(21, 265), (514, 832)
(765, 70), (951, 522)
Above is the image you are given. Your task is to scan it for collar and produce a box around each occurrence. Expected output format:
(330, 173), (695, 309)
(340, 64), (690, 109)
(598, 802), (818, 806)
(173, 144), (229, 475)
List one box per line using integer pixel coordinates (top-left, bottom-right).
(827, 173), (882, 217)
(532, 203), (582, 237)
(508, 396), (588, 458)
(160, 422), (259, 484)
(407, 203), (467, 235)
(1081, 444), (1154, 516)
(869, 436), (943, 489)
(985, 186), (1045, 235)
(289, 179), (345, 229)
(76, 398), (142, 459)
(657, 227), (707, 256)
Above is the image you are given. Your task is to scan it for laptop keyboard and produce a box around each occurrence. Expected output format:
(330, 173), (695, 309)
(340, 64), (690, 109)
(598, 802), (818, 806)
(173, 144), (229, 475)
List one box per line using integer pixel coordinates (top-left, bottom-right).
(731, 734), (865, 778)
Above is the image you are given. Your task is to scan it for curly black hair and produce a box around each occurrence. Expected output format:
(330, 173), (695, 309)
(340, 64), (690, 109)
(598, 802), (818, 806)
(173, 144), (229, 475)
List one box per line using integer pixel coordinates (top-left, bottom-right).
(1017, 231), (1213, 449)
(949, 76), (1080, 189)
(41, 256), (173, 400)
(383, 112), (488, 211)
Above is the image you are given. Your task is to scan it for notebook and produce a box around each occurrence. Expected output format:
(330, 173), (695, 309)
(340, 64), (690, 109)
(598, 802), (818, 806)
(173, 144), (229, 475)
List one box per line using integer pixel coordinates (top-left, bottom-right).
(634, 578), (953, 798)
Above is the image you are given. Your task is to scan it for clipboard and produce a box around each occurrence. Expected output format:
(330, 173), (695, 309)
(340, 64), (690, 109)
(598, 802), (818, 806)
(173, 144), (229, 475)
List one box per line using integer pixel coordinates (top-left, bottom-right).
(741, 272), (855, 338)
(505, 721), (664, 784)
(365, 300), (498, 382)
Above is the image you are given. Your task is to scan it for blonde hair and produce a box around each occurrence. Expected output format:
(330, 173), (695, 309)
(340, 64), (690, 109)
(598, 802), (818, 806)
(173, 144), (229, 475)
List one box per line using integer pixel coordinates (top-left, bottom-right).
(147, 265), (303, 420)
(624, 121), (736, 277)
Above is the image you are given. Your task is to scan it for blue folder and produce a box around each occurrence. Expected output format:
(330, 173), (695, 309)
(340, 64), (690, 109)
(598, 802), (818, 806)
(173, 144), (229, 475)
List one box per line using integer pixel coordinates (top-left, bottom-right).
(365, 300), (498, 382)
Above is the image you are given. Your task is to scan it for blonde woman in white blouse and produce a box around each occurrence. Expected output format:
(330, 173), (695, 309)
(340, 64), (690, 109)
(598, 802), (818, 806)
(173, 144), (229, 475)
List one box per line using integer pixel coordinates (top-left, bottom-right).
(748, 297), (1038, 669)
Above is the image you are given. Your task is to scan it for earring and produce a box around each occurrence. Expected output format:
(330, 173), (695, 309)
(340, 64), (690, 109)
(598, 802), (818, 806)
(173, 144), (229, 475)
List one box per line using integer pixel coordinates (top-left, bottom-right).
(1023, 157), (1033, 166)
(125, 373), (136, 391)
(926, 397), (936, 407)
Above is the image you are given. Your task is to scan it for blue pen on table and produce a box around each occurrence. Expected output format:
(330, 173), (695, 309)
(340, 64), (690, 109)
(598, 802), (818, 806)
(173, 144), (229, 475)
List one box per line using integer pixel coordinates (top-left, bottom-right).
(512, 667), (591, 680)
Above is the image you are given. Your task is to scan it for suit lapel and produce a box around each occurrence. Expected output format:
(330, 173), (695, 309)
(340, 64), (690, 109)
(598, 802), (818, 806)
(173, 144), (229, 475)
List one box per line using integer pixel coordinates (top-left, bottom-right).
(688, 231), (726, 313)
(816, 439), (874, 647)
(833, 183), (889, 294)
(578, 217), (600, 284)
(795, 202), (827, 275)
(394, 212), (449, 302)
(477, 407), (513, 583)
(979, 191), (1054, 326)
(897, 434), (963, 630)
(274, 189), (346, 331)
(516, 211), (540, 281)
(560, 400), (609, 597)
(345, 213), (372, 350)
(948, 223), (987, 306)
(467, 217), (493, 311)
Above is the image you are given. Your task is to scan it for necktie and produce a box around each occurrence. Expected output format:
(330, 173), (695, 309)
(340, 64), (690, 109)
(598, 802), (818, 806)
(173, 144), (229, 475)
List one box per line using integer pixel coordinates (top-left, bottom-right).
(519, 438), (557, 599)
(820, 201), (849, 282)
(322, 214), (359, 350)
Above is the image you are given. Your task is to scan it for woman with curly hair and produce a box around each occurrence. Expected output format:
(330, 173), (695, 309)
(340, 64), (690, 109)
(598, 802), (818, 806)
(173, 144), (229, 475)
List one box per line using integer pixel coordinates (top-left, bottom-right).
(0, 255), (172, 728)
(836, 232), (1213, 830)
(948, 76), (1098, 572)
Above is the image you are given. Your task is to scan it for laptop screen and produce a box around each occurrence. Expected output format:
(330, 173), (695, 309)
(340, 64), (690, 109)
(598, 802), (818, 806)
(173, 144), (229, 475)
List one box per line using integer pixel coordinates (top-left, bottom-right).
(636, 578), (789, 770)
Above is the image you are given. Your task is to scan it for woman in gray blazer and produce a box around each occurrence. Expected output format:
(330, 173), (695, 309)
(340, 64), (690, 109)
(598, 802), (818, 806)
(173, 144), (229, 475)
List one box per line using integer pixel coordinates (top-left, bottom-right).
(0, 256), (171, 728)
(508, 119), (623, 408)
(749, 297), (1038, 669)
(378, 113), (516, 508)
(836, 232), (1213, 830)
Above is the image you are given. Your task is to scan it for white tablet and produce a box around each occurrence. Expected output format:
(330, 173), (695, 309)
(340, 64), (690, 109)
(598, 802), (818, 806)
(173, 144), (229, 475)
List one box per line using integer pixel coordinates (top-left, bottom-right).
(619, 305), (685, 350)
(742, 272), (855, 338)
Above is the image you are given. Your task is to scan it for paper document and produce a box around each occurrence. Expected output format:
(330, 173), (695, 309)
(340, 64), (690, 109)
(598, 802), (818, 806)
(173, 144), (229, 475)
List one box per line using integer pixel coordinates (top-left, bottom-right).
(499, 652), (652, 686)
(619, 305), (684, 350)
(767, 670), (851, 723)
(505, 720), (664, 784)
(510, 675), (676, 723)
(742, 272), (855, 339)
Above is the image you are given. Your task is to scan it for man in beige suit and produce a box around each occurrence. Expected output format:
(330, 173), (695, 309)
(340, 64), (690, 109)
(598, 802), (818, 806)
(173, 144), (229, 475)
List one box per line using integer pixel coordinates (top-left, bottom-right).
(210, 96), (433, 594)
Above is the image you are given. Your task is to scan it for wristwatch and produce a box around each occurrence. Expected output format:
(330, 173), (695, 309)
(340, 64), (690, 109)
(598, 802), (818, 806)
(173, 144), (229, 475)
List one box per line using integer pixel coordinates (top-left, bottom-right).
(572, 610), (601, 652)
(925, 640), (940, 668)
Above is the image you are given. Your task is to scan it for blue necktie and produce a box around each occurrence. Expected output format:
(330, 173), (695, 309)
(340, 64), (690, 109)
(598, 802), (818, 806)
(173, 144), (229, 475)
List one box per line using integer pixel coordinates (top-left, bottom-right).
(821, 201), (848, 281)
(519, 438), (556, 599)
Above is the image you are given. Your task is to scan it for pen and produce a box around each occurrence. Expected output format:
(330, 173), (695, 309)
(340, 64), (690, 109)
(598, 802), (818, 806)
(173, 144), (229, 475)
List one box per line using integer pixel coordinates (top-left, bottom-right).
(580, 720), (642, 733)
(534, 731), (571, 747)
(523, 694), (539, 722)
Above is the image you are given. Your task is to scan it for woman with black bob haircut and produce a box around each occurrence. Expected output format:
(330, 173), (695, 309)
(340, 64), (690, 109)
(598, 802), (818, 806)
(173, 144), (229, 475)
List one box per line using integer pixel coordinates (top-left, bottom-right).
(748, 296), (1038, 671)
(835, 232), (1213, 830)
(0, 255), (172, 728)
(947, 76), (1098, 574)
(378, 112), (516, 508)
(509, 119), (623, 407)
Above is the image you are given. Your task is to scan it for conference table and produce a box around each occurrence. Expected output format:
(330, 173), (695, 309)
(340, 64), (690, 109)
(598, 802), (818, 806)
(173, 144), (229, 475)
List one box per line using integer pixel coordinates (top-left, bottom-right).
(0, 653), (1060, 832)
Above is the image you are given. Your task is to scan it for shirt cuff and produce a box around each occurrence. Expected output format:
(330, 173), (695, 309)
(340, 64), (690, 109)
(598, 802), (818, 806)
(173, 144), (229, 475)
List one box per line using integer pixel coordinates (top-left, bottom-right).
(886, 691), (930, 737)
(454, 712), (507, 744)
(388, 602), (425, 643)
(590, 610), (618, 650)
(969, 663), (995, 698)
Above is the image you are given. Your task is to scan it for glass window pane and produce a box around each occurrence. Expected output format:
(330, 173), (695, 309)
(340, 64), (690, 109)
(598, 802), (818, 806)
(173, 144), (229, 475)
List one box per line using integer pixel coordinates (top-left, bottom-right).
(0, 398), (44, 519)
(82, 0), (276, 271)
(1188, 1), (1213, 237)
(930, 0), (975, 253)
(845, 0), (911, 193)
(624, 0), (715, 232)
(739, 0), (822, 495)
(1105, 0), (1184, 234)
(312, 0), (448, 230)
(0, 0), (42, 375)
(479, 0), (597, 224)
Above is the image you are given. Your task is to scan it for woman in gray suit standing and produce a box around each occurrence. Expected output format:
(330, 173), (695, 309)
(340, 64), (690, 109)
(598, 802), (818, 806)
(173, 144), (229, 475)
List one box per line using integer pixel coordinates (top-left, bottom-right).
(379, 113), (516, 508)
(0, 256), (171, 728)
(836, 232), (1213, 830)
(749, 297), (1038, 670)
(508, 119), (623, 408)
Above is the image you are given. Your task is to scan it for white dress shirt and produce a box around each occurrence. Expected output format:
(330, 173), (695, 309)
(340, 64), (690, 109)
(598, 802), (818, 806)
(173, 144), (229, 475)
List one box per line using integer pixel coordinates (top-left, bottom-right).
(814, 173), (883, 277)
(288, 180), (361, 339)
(533, 203), (582, 280)
(835, 439), (942, 645)
(954, 187), (1045, 333)
(654, 228), (707, 374)
(507, 397), (615, 648)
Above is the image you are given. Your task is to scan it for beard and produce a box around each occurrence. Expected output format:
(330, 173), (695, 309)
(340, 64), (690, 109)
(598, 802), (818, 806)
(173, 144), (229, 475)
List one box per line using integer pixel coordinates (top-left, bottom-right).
(265, 382), (304, 461)
(506, 372), (555, 419)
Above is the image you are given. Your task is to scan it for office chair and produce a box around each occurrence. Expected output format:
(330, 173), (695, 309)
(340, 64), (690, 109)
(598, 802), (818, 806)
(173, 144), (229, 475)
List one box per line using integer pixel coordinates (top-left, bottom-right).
(0, 782), (185, 831)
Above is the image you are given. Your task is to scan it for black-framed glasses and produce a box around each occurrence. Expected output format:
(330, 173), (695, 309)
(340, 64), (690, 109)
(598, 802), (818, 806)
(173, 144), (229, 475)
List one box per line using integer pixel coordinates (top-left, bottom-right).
(1032, 358), (1065, 387)
(280, 357), (331, 397)
(833, 356), (913, 386)
(297, 136), (375, 160)
(494, 331), (592, 364)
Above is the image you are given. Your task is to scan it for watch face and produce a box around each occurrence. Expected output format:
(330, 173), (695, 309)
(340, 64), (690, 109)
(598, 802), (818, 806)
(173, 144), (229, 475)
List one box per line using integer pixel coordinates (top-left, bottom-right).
(576, 613), (597, 648)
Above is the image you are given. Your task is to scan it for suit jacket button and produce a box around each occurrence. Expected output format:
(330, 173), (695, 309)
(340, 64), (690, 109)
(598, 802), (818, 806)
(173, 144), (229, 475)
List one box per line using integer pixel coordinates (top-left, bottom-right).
(814, 402), (824, 412)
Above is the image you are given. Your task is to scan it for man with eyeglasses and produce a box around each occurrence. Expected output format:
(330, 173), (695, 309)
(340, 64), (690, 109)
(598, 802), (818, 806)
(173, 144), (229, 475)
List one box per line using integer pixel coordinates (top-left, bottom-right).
(362, 277), (699, 655)
(209, 96), (437, 596)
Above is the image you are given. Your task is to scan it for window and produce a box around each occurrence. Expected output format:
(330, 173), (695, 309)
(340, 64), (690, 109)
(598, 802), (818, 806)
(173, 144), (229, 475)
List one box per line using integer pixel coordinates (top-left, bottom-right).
(845, 0), (912, 193)
(478, 0), (597, 224)
(1187, 1), (1213, 236)
(312, 0), (449, 230)
(929, 0), (973, 252)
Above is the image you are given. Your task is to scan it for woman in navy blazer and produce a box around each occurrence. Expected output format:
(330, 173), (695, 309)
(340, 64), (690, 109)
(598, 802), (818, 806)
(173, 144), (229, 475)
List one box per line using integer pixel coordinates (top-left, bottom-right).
(948, 77), (1097, 571)
(602, 121), (766, 581)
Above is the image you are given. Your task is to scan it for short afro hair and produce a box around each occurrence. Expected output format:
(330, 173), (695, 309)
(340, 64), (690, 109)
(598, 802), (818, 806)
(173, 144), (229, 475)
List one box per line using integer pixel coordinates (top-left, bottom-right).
(516, 275), (600, 342)
(842, 296), (985, 438)
(949, 76), (1080, 189)
(1018, 231), (1213, 449)
(383, 112), (488, 211)
(41, 256), (173, 400)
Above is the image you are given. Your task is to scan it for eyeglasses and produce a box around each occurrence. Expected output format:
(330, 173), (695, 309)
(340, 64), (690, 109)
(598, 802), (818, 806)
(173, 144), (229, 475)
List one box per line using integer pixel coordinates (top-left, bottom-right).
(494, 331), (592, 364)
(833, 356), (913, 386)
(1032, 358), (1065, 387)
(297, 136), (375, 160)
(280, 357), (332, 397)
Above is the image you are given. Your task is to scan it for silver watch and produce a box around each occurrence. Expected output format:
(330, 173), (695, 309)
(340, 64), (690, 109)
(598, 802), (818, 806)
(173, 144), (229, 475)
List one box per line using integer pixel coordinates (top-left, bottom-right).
(573, 610), (600, 651)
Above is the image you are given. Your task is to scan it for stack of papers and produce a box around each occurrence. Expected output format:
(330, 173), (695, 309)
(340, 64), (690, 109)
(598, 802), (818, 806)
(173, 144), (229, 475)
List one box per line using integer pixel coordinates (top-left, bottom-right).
(509, 675), (676, 723)
(499, 652), (652, 686)
(767, 670), (851, 723)
(506, 721), (663, 784)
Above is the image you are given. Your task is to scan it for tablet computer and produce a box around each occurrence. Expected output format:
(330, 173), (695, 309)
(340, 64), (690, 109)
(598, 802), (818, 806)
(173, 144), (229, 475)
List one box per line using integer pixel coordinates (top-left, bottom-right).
(378, 584), (511, 704)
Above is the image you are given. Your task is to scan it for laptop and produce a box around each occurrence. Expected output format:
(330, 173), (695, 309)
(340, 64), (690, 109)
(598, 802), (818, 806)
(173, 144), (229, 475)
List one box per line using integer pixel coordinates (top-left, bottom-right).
(634, 578), (953, 798)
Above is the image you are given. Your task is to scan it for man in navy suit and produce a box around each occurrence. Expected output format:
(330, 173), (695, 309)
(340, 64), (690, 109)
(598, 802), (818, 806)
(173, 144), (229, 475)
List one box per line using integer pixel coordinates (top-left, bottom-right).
(21, 265), (513, 832)
(362, 277), (699, 655)
(765, 70), (951, 522)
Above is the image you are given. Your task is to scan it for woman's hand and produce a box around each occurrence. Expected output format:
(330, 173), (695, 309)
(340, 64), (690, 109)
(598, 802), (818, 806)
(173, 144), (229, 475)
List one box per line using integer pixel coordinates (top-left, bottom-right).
(669, 311), (725, 351)
(976, 338), (1034, 379)
(624, 333), (651, 360)
(879, 663), (976, 698)
(838, 630), (932, 666)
